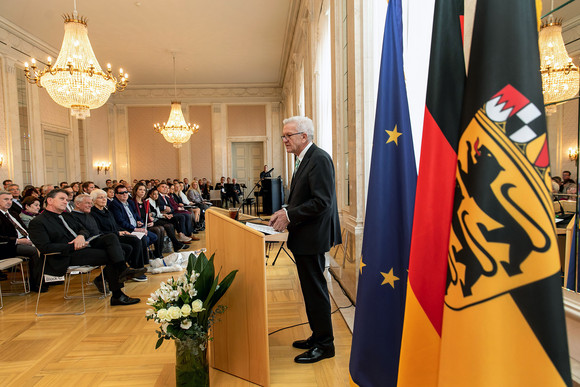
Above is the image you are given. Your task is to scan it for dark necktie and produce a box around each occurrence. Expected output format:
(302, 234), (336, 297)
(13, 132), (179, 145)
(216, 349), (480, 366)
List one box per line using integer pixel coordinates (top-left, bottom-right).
(3, 211), (28, 237)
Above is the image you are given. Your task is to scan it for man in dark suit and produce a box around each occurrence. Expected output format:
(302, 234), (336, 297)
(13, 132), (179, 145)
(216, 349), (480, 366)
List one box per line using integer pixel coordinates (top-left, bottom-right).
(28, 189), (144, 306)
(7, 184), (23, 214)
(0, 190), (41, 290)
(269, 116), (341, 364)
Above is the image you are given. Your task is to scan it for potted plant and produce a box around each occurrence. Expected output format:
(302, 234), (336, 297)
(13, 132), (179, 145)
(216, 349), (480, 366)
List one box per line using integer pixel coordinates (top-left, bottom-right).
(146, 252), (237, 387)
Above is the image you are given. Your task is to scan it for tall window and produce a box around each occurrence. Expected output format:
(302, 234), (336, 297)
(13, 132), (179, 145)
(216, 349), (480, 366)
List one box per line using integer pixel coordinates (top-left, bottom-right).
(316, 2), (332, 156)
(16, 70), (32, 185)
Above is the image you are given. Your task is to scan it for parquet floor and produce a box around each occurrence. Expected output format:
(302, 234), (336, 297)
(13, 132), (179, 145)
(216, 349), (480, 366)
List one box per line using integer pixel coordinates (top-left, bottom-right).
(0, 232), (353, 386)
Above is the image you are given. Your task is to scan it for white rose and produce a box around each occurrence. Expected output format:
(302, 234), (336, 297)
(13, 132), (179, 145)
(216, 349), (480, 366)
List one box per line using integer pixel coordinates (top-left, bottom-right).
(157, 308), (168, 321)
(168, 306), (181, 320)
(181, 304), (192, 317)
(180, 319), (192, 330)
(191, 299), (205, 313)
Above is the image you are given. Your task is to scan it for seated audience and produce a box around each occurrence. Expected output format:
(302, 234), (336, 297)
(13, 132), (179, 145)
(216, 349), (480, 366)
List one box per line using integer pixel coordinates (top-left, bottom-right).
(0, 190), (41, 291)
(70, 194), (135, 280)
(107, 186), (161, 260)
(81, 181), (96, 194)
(145, 187), (187, 251)
(172, 183), (202, 233)
(22, 186), (40, 199)
(186, 180), (210, 228)
(89, 189), (149, 280)
(19, 196), (41, 228)
(29, 189), (144, 305)
(7, 184), (23, 214)
(132, 183), (178, 255)
(104, 187), (115, 206)
(155, 183), (198, 241)
(63, 186), (75, 212)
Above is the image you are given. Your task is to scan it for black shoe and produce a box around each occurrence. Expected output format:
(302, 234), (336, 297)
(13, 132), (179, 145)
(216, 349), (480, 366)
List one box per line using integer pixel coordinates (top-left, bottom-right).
(110, 294), (141, 306)
(93, 277), (105, 294)
(292, 338), (314, 350)
(294, 346), (335, 364)
(191, 230), (199, 234)
(119, 267), (147, 283)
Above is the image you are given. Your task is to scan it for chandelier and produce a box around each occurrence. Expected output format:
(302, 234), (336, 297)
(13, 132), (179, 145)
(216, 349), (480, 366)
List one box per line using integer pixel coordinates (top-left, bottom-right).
(154, 54), (199, 148)
(539, 17), (579, 113)
(23, 3), (128, 119)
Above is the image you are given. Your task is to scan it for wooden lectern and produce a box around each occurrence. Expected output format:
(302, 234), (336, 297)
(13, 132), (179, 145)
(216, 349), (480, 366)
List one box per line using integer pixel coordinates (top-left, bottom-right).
(206, 208), (270, 386)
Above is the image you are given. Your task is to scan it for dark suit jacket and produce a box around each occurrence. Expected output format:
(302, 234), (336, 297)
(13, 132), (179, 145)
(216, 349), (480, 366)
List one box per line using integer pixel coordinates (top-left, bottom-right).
(108, 198), (140, 232)
(10, 199), (23, 215)
(0, 209), (27, 258)
(286, 143), (341, 255)
(28, 210), (90, 275)
(90, 206), (124, 234)
(69, 211), (101, 237)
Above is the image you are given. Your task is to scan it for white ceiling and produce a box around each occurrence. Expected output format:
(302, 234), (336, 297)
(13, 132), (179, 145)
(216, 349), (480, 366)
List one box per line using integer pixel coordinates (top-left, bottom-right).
(0, 0), (297, 87)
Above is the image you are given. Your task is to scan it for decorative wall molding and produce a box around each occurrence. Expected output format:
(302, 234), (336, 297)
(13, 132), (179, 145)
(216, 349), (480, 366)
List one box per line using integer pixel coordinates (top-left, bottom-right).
(0, 16), (57, 63)
(110, 86), (283, 105)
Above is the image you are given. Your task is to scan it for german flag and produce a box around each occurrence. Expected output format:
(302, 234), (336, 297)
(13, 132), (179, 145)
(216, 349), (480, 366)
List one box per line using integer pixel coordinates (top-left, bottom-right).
(438, 0), (571, 385)
(397, 0), (465, 385)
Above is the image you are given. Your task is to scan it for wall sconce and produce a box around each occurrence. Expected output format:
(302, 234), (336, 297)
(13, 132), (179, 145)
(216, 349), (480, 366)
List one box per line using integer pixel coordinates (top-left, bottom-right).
(569, 147), (578, 161)
(96, 162), (111, 174)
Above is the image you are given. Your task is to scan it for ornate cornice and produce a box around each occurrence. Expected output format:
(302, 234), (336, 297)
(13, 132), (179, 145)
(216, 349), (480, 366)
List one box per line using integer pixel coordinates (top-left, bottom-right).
(110, 85), (283, 105)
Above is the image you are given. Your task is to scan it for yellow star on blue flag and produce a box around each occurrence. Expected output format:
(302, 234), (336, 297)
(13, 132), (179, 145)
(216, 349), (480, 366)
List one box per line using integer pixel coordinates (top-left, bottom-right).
(381, 268), (399, 288)
(386, 125), (403, 145)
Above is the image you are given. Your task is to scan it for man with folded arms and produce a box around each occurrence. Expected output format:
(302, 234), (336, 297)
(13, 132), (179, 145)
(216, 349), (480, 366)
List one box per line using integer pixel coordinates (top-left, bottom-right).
(29, 189), (144, 306)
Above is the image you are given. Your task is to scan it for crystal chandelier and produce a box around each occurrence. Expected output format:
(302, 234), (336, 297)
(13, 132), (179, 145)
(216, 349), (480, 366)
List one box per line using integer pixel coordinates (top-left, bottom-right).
(23, 2), (128, 119)
(154, 54), (199, 148)
(539, 17), (579, 112)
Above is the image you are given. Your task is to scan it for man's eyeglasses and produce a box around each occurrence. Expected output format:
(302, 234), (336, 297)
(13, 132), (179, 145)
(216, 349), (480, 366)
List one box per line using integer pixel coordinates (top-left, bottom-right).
(280, 132), (304, 141)
(117, 191), (129, 194)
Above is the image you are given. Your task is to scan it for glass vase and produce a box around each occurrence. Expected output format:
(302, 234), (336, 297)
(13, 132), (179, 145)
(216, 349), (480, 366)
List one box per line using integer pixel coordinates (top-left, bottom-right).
(175, 337), (209, 387)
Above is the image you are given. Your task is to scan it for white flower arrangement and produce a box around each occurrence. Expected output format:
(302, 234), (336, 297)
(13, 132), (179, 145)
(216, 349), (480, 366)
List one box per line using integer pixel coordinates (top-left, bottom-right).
(146, 252), (237, 349)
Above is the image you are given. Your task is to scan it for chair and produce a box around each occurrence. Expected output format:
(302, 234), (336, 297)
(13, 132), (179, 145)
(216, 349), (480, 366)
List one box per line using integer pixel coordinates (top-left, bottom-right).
(209, 189), (222, 207)
(0, 257), (29, 310)
(35, 252), (108, 316)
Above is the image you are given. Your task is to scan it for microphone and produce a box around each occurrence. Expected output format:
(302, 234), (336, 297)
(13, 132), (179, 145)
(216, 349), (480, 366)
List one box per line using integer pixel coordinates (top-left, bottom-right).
(235, 178), (264, 220)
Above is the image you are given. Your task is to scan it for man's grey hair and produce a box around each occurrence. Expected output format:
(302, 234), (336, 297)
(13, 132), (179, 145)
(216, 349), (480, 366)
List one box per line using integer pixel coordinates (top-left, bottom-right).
(90, 189), (107, 202)
(0, 190), (11, 196)
(74, 193), (91, 206)
(283, 116), (314, 141)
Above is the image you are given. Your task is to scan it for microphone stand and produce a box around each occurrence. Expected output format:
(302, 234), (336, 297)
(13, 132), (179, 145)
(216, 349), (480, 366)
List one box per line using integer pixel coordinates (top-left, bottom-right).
(235, 178), (264, 221)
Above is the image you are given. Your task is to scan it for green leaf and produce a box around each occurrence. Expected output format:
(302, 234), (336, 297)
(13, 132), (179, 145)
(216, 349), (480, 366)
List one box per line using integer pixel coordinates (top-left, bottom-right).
(193, 251), (209, 275)
(186, 253), (197, 275)
(194, 254), (215, 303)
(207, 270), (238, 311)
(155, 337), (164, 349)
(203, 275), (220, 309)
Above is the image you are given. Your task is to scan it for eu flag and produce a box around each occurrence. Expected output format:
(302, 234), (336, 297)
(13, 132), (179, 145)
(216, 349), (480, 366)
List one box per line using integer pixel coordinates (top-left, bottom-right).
(348, 0), (417, 385)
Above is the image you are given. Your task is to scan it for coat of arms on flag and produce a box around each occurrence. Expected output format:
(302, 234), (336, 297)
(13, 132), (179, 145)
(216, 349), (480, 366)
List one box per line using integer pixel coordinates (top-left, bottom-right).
(446, 84), (559, 310)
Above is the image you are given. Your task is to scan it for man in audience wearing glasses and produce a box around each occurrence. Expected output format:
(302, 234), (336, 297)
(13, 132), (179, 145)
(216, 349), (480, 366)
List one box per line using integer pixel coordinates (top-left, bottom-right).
(29, 189), (145, 306)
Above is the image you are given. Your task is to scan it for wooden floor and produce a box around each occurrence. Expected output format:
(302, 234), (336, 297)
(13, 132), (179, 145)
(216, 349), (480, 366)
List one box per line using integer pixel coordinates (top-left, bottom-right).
(0, 231), (353, 386)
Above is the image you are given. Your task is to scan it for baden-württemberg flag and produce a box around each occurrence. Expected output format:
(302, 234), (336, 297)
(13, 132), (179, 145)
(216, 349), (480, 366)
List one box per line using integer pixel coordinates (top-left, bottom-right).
(439, 0), (571, 385)
(348, 0), (416, 385)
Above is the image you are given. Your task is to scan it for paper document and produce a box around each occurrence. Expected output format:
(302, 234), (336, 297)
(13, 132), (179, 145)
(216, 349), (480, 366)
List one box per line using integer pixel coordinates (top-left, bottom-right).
(245, 222), (280, 235)
(131, 231), (147, 239)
